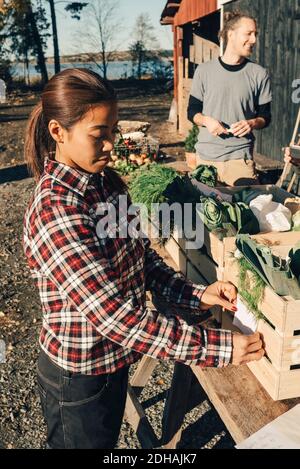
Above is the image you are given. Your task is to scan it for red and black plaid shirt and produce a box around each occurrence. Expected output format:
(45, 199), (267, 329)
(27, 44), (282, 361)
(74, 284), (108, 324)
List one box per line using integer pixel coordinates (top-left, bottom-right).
(23, 157), (232, 375)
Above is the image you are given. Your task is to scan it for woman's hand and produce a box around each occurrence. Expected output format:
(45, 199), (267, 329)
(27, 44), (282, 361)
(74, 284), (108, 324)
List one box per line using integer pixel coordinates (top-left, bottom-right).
(200, 281), (237, 312)
(284, 146), (300, 167)
(231, 332), (265, 365)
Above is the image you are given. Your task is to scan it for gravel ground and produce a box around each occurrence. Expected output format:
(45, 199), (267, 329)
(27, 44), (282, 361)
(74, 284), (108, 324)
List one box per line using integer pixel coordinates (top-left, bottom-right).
(0, 82), (235, 449)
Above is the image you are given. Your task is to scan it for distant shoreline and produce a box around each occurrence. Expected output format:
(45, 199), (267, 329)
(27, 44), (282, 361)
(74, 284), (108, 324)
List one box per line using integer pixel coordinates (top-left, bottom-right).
(12, 49), (173, 65)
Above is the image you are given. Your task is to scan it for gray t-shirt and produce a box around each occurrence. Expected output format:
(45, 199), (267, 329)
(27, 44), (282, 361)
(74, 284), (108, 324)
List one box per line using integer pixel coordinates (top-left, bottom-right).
(190, 58), (272, 161)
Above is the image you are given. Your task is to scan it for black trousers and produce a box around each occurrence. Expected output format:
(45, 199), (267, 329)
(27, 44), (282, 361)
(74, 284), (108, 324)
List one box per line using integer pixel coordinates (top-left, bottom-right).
(37, 350), (129, 449)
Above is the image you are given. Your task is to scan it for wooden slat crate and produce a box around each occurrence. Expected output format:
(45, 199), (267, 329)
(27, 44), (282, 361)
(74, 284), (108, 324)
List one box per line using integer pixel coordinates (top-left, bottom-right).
(201, 184), (299, 270)
(186, 260), (222, 324)
(149, 185), (297, 280)
(222, 234), (300, 400)
(164, 227), (187, 275)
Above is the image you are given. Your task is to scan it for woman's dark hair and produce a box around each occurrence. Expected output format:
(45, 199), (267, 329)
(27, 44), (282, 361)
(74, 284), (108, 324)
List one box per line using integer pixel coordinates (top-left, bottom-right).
(25, 68), (126, 192)
(219, 11), (257, 50)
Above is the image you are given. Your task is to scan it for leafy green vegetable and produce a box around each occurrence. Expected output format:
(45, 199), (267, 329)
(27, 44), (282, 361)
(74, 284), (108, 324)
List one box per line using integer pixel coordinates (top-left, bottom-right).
(184, 125), (199, 152)
(191, 165), (217, 187)
(292, 210), (300, 231)
(237, 256), (266, 320)
(114, 160), (139, 175)
(129, 164), (179, 212)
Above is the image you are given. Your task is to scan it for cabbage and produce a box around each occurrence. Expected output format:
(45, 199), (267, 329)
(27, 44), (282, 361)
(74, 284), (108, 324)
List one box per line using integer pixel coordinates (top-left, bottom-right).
(292, 210), (300, 231)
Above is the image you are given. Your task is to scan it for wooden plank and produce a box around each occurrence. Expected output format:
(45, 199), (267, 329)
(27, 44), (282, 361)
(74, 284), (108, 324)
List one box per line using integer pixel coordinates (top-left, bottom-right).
(130, 356), (158, 397)
(254, 152), (284, 171)
(186, 260), (208, 285)
(193, 34), (220, 65)
(190, 364), (300, 443)
(222, 300), (300, 400)
(161, 429), (182, 449)
(164, 231), (187, 275)
(124, 384), (159, 448)
(222, 309), (300, 372)
(185, 248), (220, 284)
(189, 44), (195, 64)
(184, 58), (189, 79)
(203, 229), (224, 267)
(248, 358), (300, 401)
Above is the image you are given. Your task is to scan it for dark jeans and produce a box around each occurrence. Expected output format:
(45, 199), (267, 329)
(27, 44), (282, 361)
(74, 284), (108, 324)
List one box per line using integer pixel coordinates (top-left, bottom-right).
(37, 350), (129, 449)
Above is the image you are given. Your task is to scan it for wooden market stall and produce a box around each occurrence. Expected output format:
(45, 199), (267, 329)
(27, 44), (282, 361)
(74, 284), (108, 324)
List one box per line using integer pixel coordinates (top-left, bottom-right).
(160, 0), (300, 163)
(124, 166), (300, 447)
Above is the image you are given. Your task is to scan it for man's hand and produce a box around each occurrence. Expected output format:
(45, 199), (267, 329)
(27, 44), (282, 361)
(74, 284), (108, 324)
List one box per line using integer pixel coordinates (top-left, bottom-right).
(284, 146), (300, 167)
(200, 281), (237, 312)
(231, 332), (265, 365)
(203, 116), (229, 137)
(230, 119), (254, 137)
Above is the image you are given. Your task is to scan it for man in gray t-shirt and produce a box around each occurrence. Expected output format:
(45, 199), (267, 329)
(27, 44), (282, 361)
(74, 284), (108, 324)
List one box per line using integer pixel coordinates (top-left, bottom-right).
(188, 13), (272, 186)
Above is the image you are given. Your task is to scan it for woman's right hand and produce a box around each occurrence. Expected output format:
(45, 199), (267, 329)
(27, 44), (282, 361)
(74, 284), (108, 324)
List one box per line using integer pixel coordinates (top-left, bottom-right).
(231, 331), (265, 366)
(284, 146), (300, 167)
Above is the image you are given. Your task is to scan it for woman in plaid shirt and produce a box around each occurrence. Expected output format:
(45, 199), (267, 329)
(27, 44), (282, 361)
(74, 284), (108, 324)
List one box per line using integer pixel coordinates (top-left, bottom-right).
(23, 69), (264, 449)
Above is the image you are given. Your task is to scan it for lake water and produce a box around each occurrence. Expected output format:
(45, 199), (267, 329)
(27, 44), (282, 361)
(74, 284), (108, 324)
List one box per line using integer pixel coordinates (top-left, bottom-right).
(12, 59), (170, 81)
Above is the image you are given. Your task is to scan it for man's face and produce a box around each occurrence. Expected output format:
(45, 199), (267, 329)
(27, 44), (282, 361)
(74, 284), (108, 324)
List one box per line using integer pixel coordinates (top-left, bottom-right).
(228, 18), (257, 58)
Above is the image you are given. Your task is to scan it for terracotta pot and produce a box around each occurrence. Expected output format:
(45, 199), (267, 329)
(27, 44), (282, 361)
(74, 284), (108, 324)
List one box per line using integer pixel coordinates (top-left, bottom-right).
(185, 152), (197, 170)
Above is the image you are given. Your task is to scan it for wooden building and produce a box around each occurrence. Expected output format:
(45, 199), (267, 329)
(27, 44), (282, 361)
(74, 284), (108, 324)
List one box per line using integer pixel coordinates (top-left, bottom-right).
(161, 0), (300, 162)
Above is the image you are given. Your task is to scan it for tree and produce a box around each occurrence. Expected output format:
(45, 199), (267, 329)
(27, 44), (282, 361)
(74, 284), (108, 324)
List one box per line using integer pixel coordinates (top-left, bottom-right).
(26, 0), (49, 83)
(1, 0), (50, 84)
(0, 7), (13, 86)
(75, 0), (121, 80)
(48, 1), (88, 74)
(129, 13), (159, 80)
(129, 41), (145, 80)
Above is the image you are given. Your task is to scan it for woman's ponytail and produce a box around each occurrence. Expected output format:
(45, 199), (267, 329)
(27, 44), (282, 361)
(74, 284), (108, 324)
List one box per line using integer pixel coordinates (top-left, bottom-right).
(24, 101), (55, 181)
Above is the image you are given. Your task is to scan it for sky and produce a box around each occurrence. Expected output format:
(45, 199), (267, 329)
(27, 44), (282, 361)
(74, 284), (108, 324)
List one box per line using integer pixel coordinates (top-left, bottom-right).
(44, 0), (173, 57)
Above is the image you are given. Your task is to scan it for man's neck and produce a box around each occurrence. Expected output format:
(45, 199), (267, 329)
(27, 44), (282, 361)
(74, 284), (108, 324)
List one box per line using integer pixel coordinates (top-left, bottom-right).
(222, 48), (246, 65)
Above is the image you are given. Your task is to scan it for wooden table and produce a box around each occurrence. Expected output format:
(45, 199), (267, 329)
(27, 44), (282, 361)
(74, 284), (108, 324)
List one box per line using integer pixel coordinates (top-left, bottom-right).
(124, 239), (300, 448)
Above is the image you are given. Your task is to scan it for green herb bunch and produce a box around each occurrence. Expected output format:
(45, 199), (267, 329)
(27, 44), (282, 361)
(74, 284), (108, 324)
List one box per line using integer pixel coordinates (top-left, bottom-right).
(184, 125), (199, 152)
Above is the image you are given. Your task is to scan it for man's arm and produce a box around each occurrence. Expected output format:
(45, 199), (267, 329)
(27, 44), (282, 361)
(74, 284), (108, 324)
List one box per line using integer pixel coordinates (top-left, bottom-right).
(231, 102), (272, 137)
(187, 95), (228, 137)
(232, 70), (272, 137)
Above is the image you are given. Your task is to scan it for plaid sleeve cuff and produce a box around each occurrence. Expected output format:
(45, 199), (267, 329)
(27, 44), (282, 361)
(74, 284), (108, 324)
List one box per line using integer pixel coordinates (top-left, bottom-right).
(189, 283), (207, 311)
(198, 328), (233, 368)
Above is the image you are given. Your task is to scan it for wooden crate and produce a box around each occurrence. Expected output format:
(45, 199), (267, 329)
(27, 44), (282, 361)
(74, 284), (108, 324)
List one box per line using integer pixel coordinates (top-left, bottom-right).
(186, 260), (222, 324)
(164, 227), (187, 275)
(185, 247), (221, 284)
(222, 235), (300, 400)
(201, 184), (299, 269)
(147, 219), (187, 274)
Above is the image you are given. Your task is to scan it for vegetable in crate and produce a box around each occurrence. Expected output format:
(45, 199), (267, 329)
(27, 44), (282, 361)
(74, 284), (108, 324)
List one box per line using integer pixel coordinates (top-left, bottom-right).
(162, 175), (202, 205)
(191, 164), (218, 187)
(129, 165), (179, 212)
(236, 234), (300, 299)
(197, 197), (229, 231)
(292, 210), (300, 231)
(197, 197), (259, 236)
(222, 201), (260, 234)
